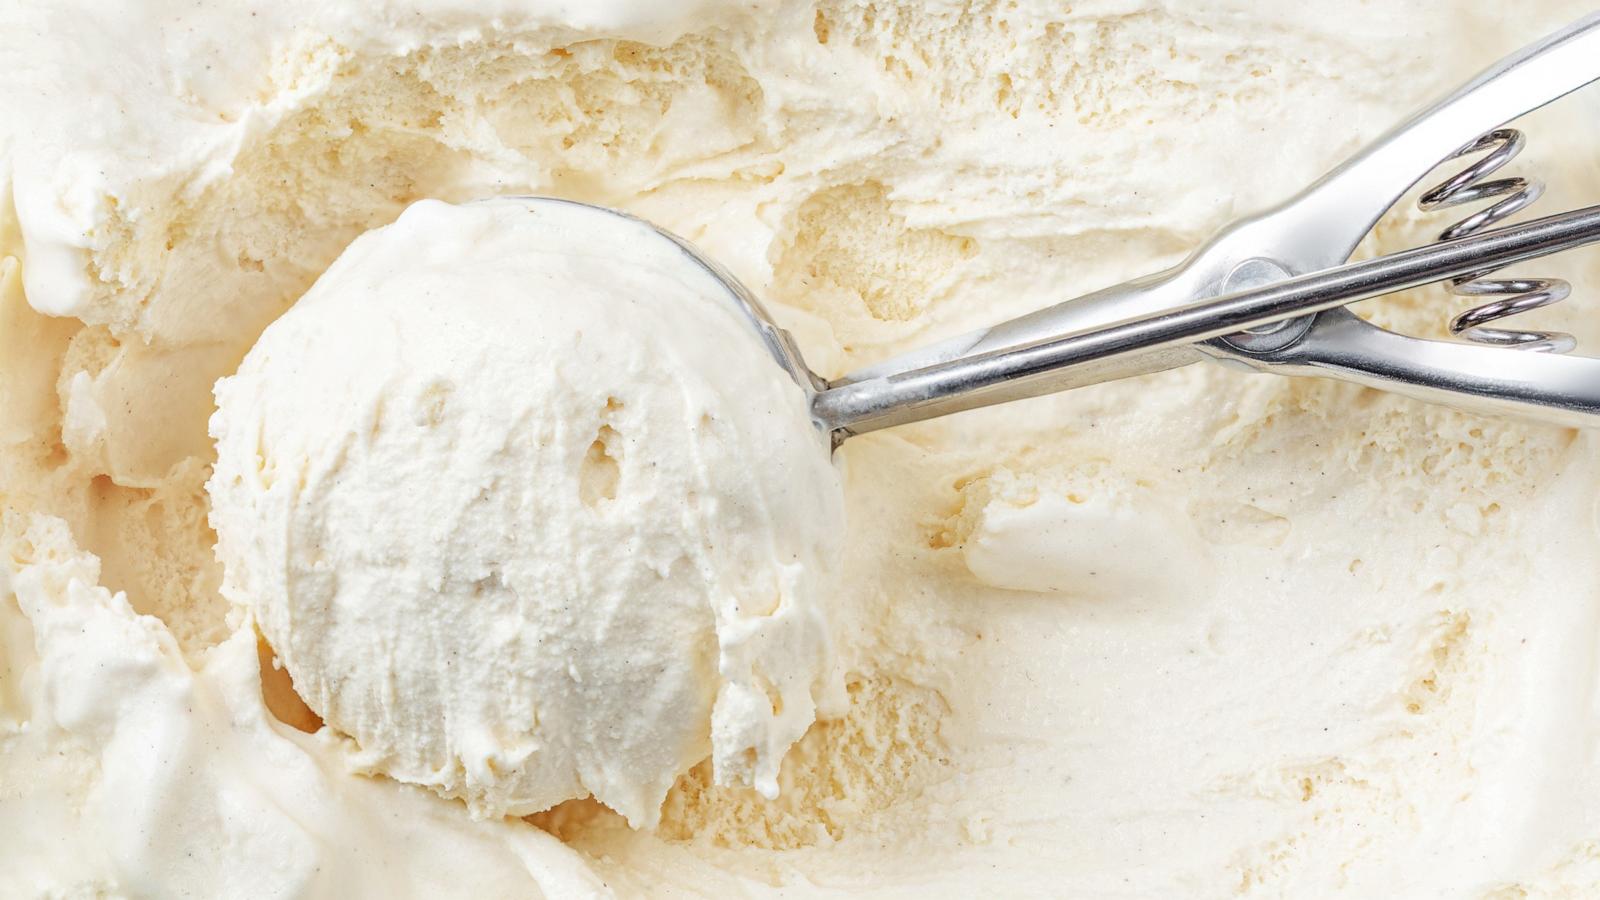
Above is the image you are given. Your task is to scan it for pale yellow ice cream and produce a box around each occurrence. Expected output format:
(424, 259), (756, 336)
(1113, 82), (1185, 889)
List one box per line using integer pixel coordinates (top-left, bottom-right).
(5, 0), (1600, 897)
(208, 197), (845, 828)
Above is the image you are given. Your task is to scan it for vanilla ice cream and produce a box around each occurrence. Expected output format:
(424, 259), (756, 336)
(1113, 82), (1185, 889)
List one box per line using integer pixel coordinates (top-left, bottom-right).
(208, 196), (844, 828)
(6, 0), (1600, 897)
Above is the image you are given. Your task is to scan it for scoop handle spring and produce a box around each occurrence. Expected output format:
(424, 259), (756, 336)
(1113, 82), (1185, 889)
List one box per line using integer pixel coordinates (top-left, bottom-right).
(1419, 128), (1575, 353)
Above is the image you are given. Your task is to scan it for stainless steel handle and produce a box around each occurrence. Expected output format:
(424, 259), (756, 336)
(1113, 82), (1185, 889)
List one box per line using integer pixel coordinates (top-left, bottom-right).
(814, 205), (1600, 436)
(1260, 11), (1600, 272)
(1224, 308), (1600, 430)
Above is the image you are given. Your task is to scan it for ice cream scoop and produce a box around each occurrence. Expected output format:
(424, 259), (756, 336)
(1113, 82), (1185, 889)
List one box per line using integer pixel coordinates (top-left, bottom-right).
(535, 13), (1600, 443)
(210, 11), (1600, 839)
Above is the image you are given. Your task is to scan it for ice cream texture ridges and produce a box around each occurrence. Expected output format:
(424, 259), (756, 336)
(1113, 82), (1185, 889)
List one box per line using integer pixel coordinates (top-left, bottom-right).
(6, 0), (1600, 896)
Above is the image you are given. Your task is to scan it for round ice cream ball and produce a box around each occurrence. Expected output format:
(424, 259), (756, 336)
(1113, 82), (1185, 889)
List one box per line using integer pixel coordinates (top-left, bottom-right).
(207, 198), (846, 828)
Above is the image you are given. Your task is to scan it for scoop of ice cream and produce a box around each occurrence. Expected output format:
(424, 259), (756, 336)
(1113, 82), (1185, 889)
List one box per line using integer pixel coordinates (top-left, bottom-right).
(207, 197), (846, 829)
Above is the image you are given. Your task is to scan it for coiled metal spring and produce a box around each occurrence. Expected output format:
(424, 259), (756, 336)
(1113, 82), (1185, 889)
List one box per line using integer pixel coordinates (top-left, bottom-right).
(1418, 128), (1575, 353)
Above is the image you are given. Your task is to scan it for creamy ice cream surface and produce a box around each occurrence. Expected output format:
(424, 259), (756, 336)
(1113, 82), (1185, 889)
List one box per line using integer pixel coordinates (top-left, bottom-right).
(6, 1), (1600, 897)
(208, 197), (844, 828)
